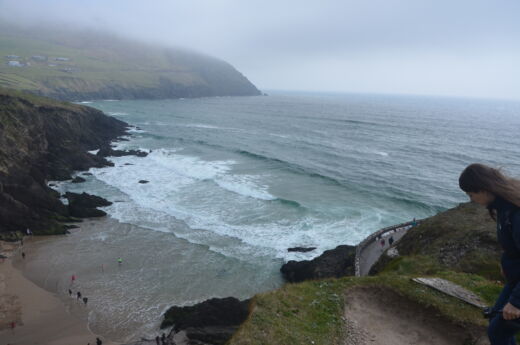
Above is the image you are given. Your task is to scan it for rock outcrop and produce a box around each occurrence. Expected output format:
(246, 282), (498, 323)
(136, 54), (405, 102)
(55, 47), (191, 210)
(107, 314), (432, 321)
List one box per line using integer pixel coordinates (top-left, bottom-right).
(0, 88), (128, 236)
(65, 192), (112, 218)
(161, 297), (251, 345)
(280, 244), (356, 282)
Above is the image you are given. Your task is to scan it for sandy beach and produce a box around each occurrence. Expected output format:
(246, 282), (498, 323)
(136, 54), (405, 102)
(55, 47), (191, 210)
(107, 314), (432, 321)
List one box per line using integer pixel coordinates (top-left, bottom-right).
(0, 240), (117, 345)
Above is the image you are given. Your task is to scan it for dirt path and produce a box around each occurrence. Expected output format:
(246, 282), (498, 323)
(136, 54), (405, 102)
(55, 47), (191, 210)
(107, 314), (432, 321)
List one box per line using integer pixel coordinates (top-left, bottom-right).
(343, 287), (488, 345)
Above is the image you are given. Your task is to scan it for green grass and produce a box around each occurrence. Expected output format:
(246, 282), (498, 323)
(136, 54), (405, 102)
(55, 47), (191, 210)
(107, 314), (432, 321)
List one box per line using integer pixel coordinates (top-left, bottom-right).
(229, 273), (491, 345)
(0, 26), (258, 99)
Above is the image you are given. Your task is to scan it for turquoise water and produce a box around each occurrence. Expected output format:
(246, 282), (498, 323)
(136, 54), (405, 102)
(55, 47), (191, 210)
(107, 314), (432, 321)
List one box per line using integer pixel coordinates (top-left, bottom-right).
(80, 92), (520, 259)
(40, 91), (520, 341)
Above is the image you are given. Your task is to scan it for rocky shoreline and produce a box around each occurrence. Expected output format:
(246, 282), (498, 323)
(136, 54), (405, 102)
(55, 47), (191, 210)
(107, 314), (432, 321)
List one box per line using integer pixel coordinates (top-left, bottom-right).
(0, 88), (131, 238)
(4, 87), (486, 345)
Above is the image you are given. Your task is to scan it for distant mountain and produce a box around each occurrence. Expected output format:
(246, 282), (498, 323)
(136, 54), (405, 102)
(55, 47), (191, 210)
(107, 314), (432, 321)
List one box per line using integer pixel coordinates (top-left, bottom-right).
(0, 24), (261, 100)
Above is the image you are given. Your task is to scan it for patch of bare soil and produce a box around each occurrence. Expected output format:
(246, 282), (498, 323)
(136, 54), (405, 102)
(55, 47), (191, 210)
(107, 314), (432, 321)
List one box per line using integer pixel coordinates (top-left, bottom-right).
(343, 287), (488, 345)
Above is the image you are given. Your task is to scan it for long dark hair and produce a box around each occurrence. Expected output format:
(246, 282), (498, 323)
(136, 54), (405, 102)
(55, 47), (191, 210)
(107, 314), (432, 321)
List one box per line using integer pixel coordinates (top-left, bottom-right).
(459, 163), (520, 219)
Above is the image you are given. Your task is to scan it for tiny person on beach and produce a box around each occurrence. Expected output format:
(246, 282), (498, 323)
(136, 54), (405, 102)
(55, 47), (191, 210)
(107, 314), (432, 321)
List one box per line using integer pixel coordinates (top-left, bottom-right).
(77, 291), (82, 300)
(459, 163), (520, 345)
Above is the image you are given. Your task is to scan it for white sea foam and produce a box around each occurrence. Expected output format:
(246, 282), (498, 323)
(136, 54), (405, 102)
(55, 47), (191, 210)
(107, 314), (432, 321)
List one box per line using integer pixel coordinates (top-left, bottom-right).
(85, 147), (383, 261)
(126, 127), (145, 133)
(214, 179), (275, 200)
(79, 101), (93, 104)
(374, 151), (389, 156)
(88, 149), (100, 155)
(108, 112), (129, 116)
(182, 123), (245, 132)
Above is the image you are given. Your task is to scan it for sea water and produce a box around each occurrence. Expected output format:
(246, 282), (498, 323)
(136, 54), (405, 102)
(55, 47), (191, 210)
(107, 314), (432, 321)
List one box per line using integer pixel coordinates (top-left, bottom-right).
(25, 91), (520, 342)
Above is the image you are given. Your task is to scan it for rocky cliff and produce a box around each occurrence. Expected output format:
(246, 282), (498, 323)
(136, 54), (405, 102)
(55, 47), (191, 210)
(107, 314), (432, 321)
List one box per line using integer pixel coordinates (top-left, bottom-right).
(0, 87), (128, 236)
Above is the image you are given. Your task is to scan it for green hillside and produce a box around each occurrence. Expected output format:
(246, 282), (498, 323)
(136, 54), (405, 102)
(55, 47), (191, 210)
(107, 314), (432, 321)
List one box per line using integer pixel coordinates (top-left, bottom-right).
(0, 24), (260, 100)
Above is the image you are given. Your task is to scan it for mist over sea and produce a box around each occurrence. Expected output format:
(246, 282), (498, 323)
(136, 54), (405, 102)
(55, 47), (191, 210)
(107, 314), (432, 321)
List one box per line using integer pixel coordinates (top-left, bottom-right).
(25, 91), (520, 342)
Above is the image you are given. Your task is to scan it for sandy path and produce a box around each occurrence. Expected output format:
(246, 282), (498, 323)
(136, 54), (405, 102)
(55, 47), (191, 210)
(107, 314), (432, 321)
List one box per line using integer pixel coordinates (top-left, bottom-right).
(0, 241), (117, 345)
(343, 287), (488, 345)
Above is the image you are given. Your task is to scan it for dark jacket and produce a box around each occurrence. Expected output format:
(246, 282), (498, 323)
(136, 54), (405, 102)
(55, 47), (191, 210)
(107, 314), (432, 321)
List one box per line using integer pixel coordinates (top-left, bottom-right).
(490, 196), (520, 307)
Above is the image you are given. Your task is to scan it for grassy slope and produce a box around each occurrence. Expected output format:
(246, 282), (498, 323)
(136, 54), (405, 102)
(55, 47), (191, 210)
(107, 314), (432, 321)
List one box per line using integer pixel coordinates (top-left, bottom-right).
(228, 202), (504, 344)
(0, 25), (259, 99)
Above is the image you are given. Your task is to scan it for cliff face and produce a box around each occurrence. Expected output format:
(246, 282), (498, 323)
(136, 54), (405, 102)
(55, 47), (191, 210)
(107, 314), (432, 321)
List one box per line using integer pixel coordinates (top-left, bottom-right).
(0, 88), (128, 235)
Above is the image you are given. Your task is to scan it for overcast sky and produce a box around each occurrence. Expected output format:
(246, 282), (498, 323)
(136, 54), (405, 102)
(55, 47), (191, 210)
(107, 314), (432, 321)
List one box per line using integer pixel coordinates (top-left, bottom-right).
(2, 0), (519, 100)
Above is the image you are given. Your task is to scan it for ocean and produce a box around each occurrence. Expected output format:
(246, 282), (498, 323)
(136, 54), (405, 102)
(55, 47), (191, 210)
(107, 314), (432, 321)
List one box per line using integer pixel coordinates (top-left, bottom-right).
(23, 91), (520, 342)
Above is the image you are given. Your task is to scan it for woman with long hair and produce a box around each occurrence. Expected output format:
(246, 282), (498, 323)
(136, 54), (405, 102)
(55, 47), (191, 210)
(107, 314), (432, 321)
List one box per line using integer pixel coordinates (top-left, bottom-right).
(459, 163), (520, 345)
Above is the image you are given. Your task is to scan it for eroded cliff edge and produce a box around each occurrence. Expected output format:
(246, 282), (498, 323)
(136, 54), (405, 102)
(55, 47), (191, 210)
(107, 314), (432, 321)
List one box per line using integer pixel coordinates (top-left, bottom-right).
(0, 88), (128, 236)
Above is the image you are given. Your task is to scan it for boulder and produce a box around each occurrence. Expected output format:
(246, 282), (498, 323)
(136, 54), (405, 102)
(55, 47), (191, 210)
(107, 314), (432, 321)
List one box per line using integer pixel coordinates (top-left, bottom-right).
(161, 297), (251, 345)
(71, 176), (86, 183)
(65, 192), (111, 218)
(287, 247), (316, 253)
(280, 245), (356, 283)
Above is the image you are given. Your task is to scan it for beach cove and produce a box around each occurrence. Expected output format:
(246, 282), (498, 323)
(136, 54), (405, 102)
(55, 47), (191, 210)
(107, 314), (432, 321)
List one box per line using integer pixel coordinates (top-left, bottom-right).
(0, 217), (283, 343)
(0, 239), (118, 345)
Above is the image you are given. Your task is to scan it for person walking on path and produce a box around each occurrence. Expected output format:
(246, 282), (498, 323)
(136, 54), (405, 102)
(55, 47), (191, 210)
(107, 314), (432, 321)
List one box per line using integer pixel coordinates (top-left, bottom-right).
(389, 236), (394, 246)
(96, 337), (102, 345)
(83, 297), (88, 305)
(459, 163), (520, 345)
(77, 291), (82, 300)
(71, 274), (76, 284)
(155, 335), (160, 345)
(117, 257), (123, 265)
(21, 252), (25, 259)
(68, 289), (72, 296)
(161, 333), (166, 344)
(379, 238), (385, 251)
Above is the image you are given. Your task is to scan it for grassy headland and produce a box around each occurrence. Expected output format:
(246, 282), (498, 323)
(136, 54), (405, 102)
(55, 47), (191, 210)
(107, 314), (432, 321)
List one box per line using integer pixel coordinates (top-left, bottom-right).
(226, 202), (503, 344)
(0, 24), (260, 100)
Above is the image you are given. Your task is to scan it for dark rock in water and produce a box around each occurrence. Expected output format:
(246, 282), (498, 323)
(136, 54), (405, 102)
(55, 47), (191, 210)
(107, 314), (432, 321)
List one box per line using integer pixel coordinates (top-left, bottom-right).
(48, 183), (57, 187)
(71, 176), (86, 183)
(161, 297), (250, 345)
(287, 247), (317, 253)
(82, 172), (93, 176)
(124, 163), (134, 166)
(65, 192), (112, 208)
(65, 192), (111, 218)
(97, 145), (148, 158)
(280, 245), (356, 283)
(138, 180), (149, 184)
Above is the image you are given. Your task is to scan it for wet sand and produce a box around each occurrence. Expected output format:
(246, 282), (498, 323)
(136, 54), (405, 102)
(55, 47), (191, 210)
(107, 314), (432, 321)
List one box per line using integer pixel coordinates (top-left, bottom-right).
(0, 240), (117, 345)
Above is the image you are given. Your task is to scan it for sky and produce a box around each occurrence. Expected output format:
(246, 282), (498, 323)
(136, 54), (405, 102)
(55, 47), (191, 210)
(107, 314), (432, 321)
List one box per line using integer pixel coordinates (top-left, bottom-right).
(1, 0), (519, 100)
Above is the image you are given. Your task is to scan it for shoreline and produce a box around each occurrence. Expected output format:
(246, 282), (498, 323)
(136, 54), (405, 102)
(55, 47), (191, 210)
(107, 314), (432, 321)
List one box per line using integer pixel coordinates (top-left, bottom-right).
(0, 239), (118, 345)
